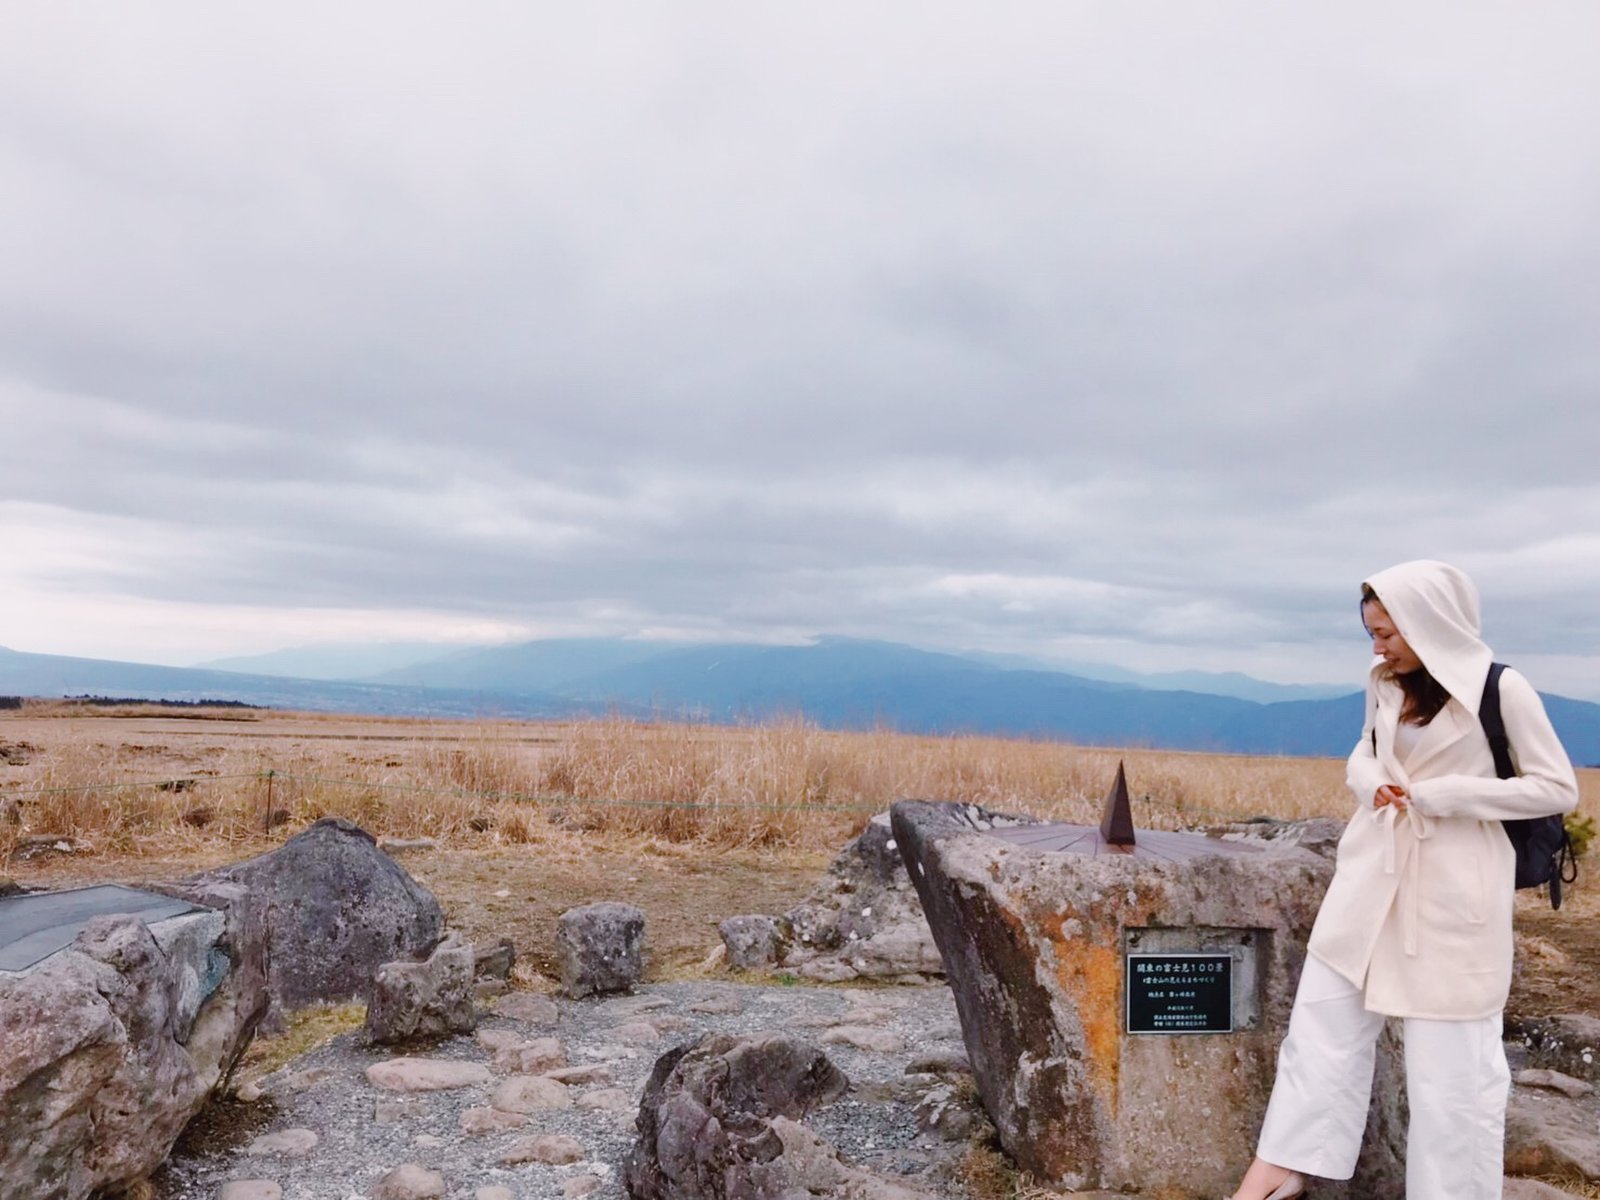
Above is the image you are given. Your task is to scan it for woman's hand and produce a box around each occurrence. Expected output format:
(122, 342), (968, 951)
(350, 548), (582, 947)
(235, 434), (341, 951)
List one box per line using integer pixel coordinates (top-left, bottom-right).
(1374, 784), (1408, 811)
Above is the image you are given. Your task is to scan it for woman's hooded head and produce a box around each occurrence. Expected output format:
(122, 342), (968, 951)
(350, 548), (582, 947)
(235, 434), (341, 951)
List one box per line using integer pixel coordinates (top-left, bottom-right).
(1362, 559), (1494, 714)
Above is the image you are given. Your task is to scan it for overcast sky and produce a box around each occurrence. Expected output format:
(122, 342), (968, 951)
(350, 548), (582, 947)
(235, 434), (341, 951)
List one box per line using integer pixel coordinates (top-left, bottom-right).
(3, 3), (1598, 698)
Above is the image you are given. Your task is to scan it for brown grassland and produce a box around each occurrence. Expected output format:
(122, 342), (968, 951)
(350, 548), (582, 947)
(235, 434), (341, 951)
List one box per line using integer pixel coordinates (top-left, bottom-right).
(4, 699), (1598, 1008)
(7, 701), (1600, 1198)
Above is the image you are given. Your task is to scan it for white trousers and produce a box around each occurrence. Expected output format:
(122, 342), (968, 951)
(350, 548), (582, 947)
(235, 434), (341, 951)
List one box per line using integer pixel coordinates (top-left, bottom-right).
(1257, 955), (1509, 1200)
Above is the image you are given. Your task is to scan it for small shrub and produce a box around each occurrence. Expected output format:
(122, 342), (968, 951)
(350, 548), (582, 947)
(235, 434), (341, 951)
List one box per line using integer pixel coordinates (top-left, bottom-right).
(1566, 812), (1596, 860)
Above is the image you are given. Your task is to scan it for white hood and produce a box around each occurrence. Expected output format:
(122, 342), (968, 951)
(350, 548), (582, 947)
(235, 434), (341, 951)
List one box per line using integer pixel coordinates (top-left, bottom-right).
(1362, 559), (1495, 715)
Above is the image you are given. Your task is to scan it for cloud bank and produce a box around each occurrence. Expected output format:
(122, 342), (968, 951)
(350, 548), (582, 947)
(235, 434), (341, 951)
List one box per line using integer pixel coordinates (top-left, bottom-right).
(2, 3), (1598, 696)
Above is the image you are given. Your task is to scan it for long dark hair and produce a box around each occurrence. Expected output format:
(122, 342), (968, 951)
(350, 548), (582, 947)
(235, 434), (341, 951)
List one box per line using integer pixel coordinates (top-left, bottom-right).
(1361, 584), (1451, 726)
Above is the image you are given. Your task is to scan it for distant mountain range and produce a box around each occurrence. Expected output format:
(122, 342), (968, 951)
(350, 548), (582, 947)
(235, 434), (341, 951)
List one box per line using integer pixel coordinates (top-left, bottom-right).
(5, 638), (1598, 765)
(201, 638), (1352, 703)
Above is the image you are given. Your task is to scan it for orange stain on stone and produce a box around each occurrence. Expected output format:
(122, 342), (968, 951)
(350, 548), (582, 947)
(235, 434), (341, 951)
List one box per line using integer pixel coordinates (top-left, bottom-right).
(1036, 908), (1124, 1108)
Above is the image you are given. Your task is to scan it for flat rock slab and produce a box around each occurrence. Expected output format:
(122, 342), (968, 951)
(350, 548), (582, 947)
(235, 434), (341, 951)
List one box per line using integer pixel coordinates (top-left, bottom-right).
(366, 1057), (491, 1092)
(489, 1035), (566, 1074)
(371, 1162), (446, 1199)
(498, 1132), (586, 1165)
(219, 1183), (283, 1200)
(493, 992), (560, 1024)
(0, 885), (206, 972)
(490, 1075), (572, 1113)
(459, 1106), (527, 1136)
(576, 1086), (633, 1113)
(243, 1128), (319, 1156)
(1517, 1068), (1595, 1099)
(821, 1025), (906, 1053)
(689, 994), (746, 1014)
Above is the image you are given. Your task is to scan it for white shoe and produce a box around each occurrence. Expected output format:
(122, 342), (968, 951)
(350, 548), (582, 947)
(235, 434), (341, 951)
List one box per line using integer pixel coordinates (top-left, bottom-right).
(1228, 1171), (1305, 1200)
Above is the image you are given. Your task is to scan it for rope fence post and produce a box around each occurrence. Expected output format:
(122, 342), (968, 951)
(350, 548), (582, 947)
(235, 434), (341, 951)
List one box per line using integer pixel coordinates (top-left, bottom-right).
(263, 770), (275, 833)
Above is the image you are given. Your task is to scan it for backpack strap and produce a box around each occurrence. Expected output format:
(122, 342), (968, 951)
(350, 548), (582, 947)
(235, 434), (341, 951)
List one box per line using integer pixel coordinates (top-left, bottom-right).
(1479, 662), (1515, 780)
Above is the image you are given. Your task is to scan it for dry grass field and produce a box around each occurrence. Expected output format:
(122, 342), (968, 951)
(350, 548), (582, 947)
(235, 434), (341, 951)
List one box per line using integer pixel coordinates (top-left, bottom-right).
(0, 700), (1393, 859)
(4, 700), (1598, 1006)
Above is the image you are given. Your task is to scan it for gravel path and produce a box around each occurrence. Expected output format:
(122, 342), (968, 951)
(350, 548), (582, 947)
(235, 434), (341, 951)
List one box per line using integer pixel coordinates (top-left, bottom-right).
(153, 980), (977, 1200)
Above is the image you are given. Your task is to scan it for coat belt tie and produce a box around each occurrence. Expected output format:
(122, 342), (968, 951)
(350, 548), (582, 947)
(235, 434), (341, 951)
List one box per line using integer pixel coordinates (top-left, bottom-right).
(1374, 803), (1433, 956)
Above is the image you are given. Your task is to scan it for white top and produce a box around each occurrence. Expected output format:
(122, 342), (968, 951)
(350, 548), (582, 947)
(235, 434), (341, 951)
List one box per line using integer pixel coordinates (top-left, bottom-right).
(1392, 717), (1423, 765)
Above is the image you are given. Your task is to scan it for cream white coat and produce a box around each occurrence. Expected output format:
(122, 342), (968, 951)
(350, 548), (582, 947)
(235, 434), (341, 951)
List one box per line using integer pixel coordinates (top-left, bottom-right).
(1307, 563), (1579, 1020)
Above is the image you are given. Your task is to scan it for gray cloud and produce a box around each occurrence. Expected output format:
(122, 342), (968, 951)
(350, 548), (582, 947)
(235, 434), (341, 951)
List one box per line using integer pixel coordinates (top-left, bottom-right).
(3, 2), (1599, 697)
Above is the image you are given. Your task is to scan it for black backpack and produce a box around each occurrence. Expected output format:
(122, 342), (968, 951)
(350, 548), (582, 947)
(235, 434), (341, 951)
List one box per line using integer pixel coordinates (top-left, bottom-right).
(1480, 662), (1578, 910)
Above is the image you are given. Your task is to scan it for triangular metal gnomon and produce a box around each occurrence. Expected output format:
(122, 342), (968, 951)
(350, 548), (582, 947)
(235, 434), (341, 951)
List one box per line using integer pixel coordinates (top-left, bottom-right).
(1099, 759), (1137, 846)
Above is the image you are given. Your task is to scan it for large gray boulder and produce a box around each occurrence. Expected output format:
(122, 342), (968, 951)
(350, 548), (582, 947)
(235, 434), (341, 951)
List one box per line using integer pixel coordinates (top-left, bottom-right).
(1505, 1084), (1600, 1181)
(890, 799), (1406, 1199)
(778, 813), (952, 982)
(718, 915), (790, 970)
(365, 931), (478, 1044)
(201, 817), (445, 1023)
(0, 883), (267, 1200)
(623, 1032), (849, 1199)
(556, 901), (645, 998)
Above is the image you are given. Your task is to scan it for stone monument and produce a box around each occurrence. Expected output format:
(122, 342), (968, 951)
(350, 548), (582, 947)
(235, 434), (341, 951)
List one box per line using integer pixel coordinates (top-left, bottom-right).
(891, 769), (1402, 1198)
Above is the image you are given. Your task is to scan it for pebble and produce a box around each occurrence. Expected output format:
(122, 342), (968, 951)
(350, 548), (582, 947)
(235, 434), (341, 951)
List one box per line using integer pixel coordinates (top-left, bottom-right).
(563, 1176), (603, 1198)
(476, 1189), (514, 1200)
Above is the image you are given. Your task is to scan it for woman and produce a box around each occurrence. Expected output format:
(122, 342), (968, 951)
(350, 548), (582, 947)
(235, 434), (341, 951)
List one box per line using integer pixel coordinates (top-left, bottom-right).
(1230, 560), (1579, 1200)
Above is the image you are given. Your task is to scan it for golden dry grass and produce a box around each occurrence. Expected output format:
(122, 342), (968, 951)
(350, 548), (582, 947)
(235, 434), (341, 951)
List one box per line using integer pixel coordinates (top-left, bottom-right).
(3, 702), (1597, 865)
(232, 1002), (367, 1084)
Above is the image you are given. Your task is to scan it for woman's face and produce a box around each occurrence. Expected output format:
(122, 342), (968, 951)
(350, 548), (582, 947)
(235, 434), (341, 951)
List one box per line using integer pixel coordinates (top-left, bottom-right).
(1362, 599), (1424, 675)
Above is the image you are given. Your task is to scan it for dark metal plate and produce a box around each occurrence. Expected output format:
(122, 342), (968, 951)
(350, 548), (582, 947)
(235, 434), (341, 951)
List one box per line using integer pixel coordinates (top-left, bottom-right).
(0, 884), (209, 972)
